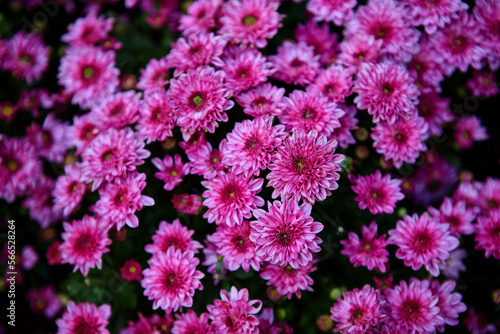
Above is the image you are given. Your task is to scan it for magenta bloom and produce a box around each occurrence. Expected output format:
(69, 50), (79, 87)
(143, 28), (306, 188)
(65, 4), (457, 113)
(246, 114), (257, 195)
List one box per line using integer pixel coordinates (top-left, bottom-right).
(172, 194), (203, 215)
(136, 87), (176, 144)
(307, 65), (354, 103)
(337, 35), (382, 72)
(166, 32), (226, 77)
(202, 171), (264, 227)
(90, 91), (141, 131)
(269, 41), (320, 86)
(120, 313), (173, 334)
(22, 177), (63, 229)
(3, 32), (49, 84)
(417, 91), (454, 137)
(330, 285), (386, 333)
(21, 245), (39, 270)
(171, 310), (214, 334)
(169, 66), (233, 140)
(428, 197), (476, 236)
(350, 170), (405, 215)
(178, 0), (222, 36)
(402, 0), (469, 34)
(27, 113), (69, 163)
(67, 113), (101, 155)
(93, 172), (154, 230)
(474, 0), (500, 70)
(59, 215), (111, 276)
(475, 209), (500, 259)
(120, 260), (143, 282)
(466, 70), (500, 98)
(141, 248), (204, 311)
(260, 261), (316, 299)
(152, 154), (191, 191)
(58, 46), (120, 109)
(56, 301), (111, 334)
(61, 11), (114, 46)
(27, 285), (62, 319)
(371, 116), (429, 169)
(250, 200), (323, 269)
(267, 130), (344, 204)
(207, 286), (262, 334)
(454, 115), (489, 149)
(439, 248), (467, 280)
(306, 0), (356, 25)
(211, 220), (261, 272)
(429, 279), (467, 332)
(222, 116), (286, 177)
(478, 177), (500, 214)
(235, 82), (286, 118)
(279, 90), (344, 138)
(219, 0), (283, 48)
(187, 140), (227, 180)
(388, 212), (460, 276)
(340, 221), (389, 273)
(145, 219), (203, 255)
(330, 104), (359, 149)
(294, 20), (340, 66)
(353, 62), (420, 124)
(385, 278), (444, 333)
(80, 127), (150, 191)
(136, 57), (170, 91)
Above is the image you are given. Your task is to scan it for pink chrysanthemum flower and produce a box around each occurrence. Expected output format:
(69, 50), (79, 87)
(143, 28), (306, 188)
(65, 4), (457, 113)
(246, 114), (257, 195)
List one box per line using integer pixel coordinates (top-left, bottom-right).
(330, 285), (386, 333)
(56, 301), (111, 334)
(337, 35), (382, 72)
(169, 66), (233, 140)
(428, 279), (467, 332)
(478, 177), (500, 214)
(141, 248), (204, 311)
(267, 130), (344, 204)
(388, 212), (460, 276)
(178, 0), (223, 36)
(167, 32), (226, 77)
(211, 220), (261, 272)
(439, 248), (467, 280)
(22, 177), (63, 229)
(464, 308), (498, 334)
(171, 310), (214, 334)
(235, 83), (286, 118)
(219, 0), (283, 48)
(307, 65), (353, 104)
(466, 70), (500, 98)
(187, 140), (227, 179)
(428, 11), (487, 73)
(26, 113), (69, 163)
(474, 0), (500, 70)
(145, 218), (203, 255)
(61, 11), (114, 46)
(402, 0), (469, 34)
(340, 221), (390, 273)
(21, 245), (39, 270)
(344, 0), (420, 63)
(172, 194), (203, 215)
(120, 313), (173, 334)
(269, 41), (321, 86)
(453, 115), (489, 149)
(59, 215), (111, 276)
(58, 46), (120, 109)
(260, 261), (316, 299)
(475, 209), (500, 259)
(222, 116), (286, 177)
(428, 197), (476, 236)
(350, 170), (405, 215)
(67, 113), (101, 155)
(385, 278), (444, 333)
(90, 91), (141, 131)
(294, 20), (339, 66)
(250, 200), (323, 269)
(329, 104), (358, 148)
(3, 32), (49, 84)
(279, 90), (344, 138)
(202, 171), (264, 227)
(0, 136), (42, 203)
(371, 116), (429, 169)
(408, 36), (447, 91)
(152, 154), (191, 191)
(93, 172), (155, 230)
(136, 57), (170, 91)
(207, 286), (262, 334)
(222, 49), (273, 96)
(306, 0), (357, 26)
(120, 259), (143, 282)
(417, 91), (453, 137)
(27, 285), (62, 319)
(80, 127), (150, 191)
(136, 87), (176, 144)
(353, 62), (420, 124)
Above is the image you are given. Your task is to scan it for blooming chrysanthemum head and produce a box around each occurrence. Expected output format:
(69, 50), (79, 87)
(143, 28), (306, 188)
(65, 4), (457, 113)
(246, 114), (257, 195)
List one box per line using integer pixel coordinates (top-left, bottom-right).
(475, 209), (500, 260)
(306, 0), (357, 26)
(307, 65), (354, 103)
(453, 115), (489, 149)
(136, 57), (171, 91)
(171, 310), (214, 334)
(428, 197), (476, 236)
(466, 70), (500, 98)
(260, 260), (316, 299)
(27, 285), (62, 319)
(294, 20), (339, 66)
(59, 215), (111, 276)
(178, 0), (223, 36)
(141, 248), (204, 312)
(152, 154), (191, 191)
(402, 0), (469, 34)
(120, 260), (143, 282)
(428, 279), (467, 332)
(172, 194), (203, 215)
(267, 130), (344, 204)
(89, 90), (141, 131)
(61, 11), (114, 46)
(56, 301), (111, 334)
(235, 82), (286, 118)
(388, 212), (460, 276)
(136, 87), (176, 144)
(145, 218), (203, 255)
(250, 200), (323, 269)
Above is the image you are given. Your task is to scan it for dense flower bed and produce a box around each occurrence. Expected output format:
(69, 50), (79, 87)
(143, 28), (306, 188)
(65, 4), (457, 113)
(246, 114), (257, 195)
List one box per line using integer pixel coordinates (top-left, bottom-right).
(0, 0), (499, 333)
